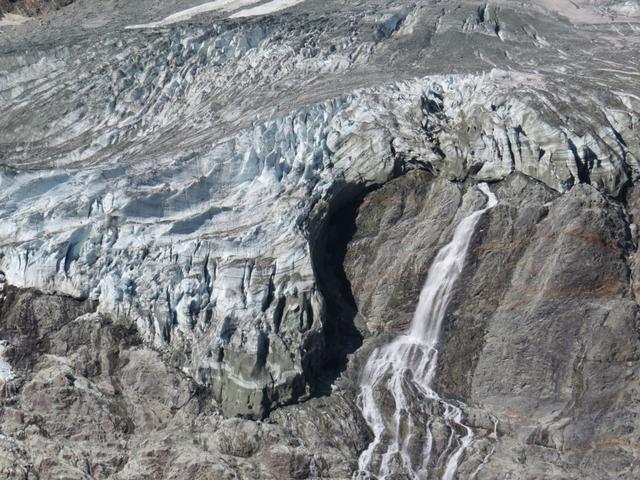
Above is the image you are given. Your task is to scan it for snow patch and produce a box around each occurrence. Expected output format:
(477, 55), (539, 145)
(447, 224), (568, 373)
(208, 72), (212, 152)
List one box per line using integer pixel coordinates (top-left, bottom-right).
(229, 0), (305, 18)
(0, 433), (16, 444)
(0, 13), (29, 27)
(0, 341), (15, 383)
(610, 1), (640, 17)
(125, 0), (261, 29)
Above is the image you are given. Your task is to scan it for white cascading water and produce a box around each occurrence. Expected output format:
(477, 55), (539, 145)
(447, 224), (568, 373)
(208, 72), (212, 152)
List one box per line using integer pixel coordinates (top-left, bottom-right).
(355, 183), (498, 480)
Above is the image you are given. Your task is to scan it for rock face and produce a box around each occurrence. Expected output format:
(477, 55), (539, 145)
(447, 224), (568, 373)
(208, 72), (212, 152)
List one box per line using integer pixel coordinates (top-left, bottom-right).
(344, 172), (640, 478)
(1, 0), (640, 478)
(0, 0), (73, 17)
(0, 285), (370, 479)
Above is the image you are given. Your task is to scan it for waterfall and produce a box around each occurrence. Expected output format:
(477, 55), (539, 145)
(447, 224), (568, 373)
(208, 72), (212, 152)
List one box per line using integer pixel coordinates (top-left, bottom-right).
(355, 183), (498, 480)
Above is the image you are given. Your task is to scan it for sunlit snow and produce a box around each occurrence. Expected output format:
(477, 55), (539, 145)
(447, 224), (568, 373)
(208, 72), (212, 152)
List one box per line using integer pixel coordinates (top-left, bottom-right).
(126, 0), (304, 29)
(229, 0), (306, 18)
(0, 341), (15, 383)
(126, 0), (262, 29)
(0, 13), (29, 27)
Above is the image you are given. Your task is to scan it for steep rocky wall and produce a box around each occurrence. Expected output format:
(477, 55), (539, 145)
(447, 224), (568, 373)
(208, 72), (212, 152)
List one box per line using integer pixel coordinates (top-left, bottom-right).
(342, 171), (640, 478)
(3, 170), (638, 478)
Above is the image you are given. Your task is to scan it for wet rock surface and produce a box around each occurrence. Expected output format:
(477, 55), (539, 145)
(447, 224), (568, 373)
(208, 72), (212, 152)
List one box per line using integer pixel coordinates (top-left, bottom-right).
(1, 0), (640, 478)
(344, 172), (640, 478)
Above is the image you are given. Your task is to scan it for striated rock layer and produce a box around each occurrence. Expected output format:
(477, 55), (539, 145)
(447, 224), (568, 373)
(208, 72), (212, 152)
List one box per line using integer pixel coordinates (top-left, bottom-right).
(1, 0), (640, 478)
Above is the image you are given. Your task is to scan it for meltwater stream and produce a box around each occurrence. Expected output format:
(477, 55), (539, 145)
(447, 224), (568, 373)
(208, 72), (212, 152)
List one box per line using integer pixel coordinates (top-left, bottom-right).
(355, 183), (498, 480)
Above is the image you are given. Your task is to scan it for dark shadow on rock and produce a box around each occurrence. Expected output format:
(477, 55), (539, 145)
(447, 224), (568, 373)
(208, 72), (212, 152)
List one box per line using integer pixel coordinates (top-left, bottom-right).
(308, 184), (370, 397)
(0, 286), (97, 373)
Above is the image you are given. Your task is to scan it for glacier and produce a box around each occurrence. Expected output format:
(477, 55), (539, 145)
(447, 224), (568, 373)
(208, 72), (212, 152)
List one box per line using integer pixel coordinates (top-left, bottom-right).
(1, 1), (640, 477)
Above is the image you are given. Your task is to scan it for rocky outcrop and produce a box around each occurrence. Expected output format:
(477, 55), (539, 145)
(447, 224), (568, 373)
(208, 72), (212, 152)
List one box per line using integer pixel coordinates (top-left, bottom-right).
(0, 0), (73, 17)
(456, 180), (640, 479)
(0, 285), (371, 479)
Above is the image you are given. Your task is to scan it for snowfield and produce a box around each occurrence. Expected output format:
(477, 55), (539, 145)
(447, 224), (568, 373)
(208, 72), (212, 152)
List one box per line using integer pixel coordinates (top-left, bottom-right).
(230, 0), (306, 18)
(126, 0), (305, 29)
